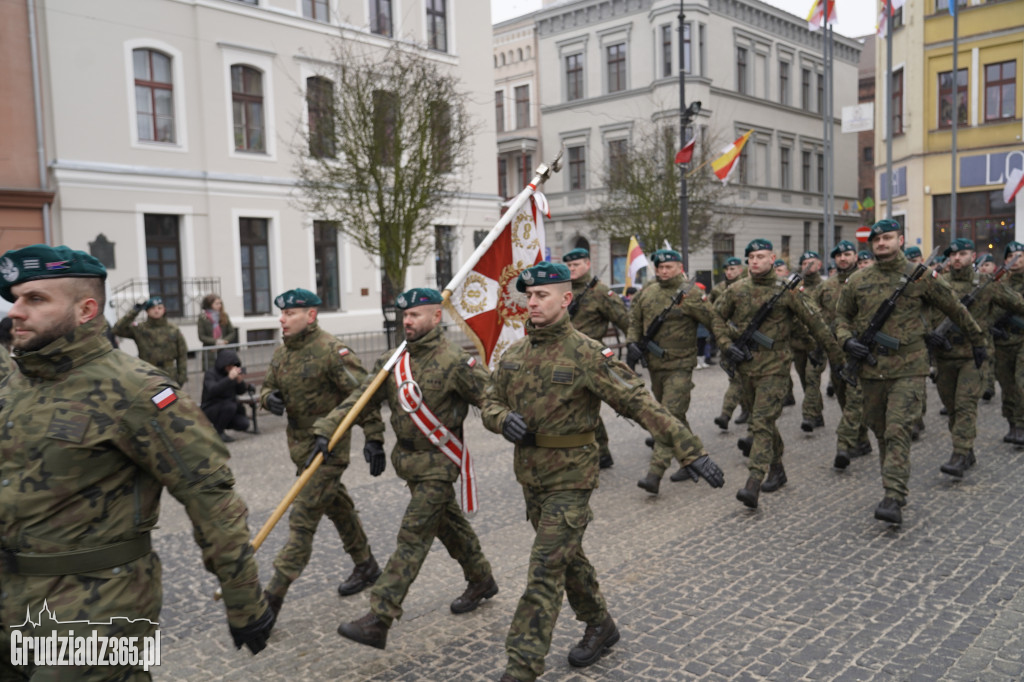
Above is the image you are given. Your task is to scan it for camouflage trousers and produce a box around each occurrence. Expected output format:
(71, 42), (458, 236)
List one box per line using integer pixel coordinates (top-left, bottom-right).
(996, 343), (1024, 425)
(982, 340), (996, 396)
(0, 553), (162, 681)
(738, 373), (788, 480)
(830, 365), (869, 452)
(719, 373), (743, 418)
(370, 478), (491, 626)
(861, 376), (925, 503)
(935, 356), (982, 455)
(595, 417), (611, 460)
(793, 350), (825, 421)
(650, 367), (694, 430)
(505, 488), (606, 682)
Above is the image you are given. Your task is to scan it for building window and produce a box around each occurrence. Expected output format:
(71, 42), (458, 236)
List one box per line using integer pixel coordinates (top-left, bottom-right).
(698, 23), (706, 77)
(662, 25), (672, 78)
(568, 145), (586, 190)
(779, 61), (790, 106)
(801, 150), (811, 191)
(515, 85), (530, 129)
(435, 225), (454, 289)
(133, 49), (175, 143)
(370, 0), (392, 37)
(231, 65), (265, 152)
(607, 138), (628, 185)
(430, 100), (453, 173)
(816, 153), (824, 193)
(803, 221), (811, 252)
(938, 68), (968, 129)
(497, 158), (508, 198)
(712, 233), (735, 281)
(239, 218), (271, 316)
(780, 147), (791, 190)
(817, 72), (824, 113)
(566, 53), (584, 101)
(682, 23), (691, 74)
(607, 43), (626, 93)
(518, 153), (532, 189)
(863, 146), (873, 162)
(426, 0), (447, 53)
(933, 189), (1016, 256)
(736, 46), (748, 95)
(302, 0), (328, 21)
(313, 221), (340, 311)
(892, 68), (904, 134)
(737, 146), (748, 184)
(144, 214), (183, 318)
(495, 90), (504, 133)
(373, 89), (398, 165)
(307, 76), (335, 158)
(818, 222), (825, 255)
(801, 68), (811, 110)
(781, 234), (791, 261)
(611, 238), (628, 284)
(985, 61), (1016, 121)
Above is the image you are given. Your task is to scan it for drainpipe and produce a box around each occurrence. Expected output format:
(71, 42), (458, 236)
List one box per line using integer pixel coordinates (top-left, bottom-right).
(27, 0), (51, 244)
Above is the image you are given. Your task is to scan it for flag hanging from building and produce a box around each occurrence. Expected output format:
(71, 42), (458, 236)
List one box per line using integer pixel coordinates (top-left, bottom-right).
(675, 137), (695, 165)
(626, 235), (649, 289)
(843, 199), (850, 211)
(806, 0), (837, 31)
(711, 130), (753, 185)
(877, 0), (906, 37)
(1004, 168), (1024, 204)
(862, 195), (876, 210)
(446, 194), (547, 370)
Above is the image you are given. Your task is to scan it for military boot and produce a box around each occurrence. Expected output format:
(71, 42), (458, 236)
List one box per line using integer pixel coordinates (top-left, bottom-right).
(783, 392), (796, 407)
(669, 465), (697, 483)
(982, 389), (994, 401)
(737, 436), (752, 457)
(338, 554), (382, 596)
(834, 450), (852, 470)
(1002, 422), (1017, 443)
(636, 473), (661, 495)
(713, 414), (730, 430)
(599, 453), (614, 469)
(644, 436), (655, 448)
(800, 418), (815, 433)
(734, 409), (750, 425)
(874, 497), (902, 525)
(940, 452), (969, 478)
(1013, 426), (1024, 445)
(854, 440), (872, 457)
(567, 614), (620, 668)
(450, 575), (498, 614)
(736, 476), (760, 509)
(760, 463), (787, 492)
(498, 675), (521, 682)
(337, 612), (388, 649)
(263, 591), (283, 618)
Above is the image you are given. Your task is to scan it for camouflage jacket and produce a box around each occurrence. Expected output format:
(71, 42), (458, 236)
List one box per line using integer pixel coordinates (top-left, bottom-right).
(835, 251), (985, 379)
(931, 266), (1024, 359)
(0, 353), (13, 383)
(709, 275), (742, 305)
(990, 271), (1024, 347)
(482, 314), (705, 491)
(790, 271), (825, 352)
(819, 265), (858, 332)
(113, 311), (189, 385)
(261, 322), (377, 469)
(626, 274), (713, 371)
(0, 316), (264, 627)
(569, 276), (630, 340)
(712, 269), (841, 378)
(315, 325), (490, 483)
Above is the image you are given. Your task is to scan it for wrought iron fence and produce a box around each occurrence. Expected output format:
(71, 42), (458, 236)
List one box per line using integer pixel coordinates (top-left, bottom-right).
(109, 277), (221, 321)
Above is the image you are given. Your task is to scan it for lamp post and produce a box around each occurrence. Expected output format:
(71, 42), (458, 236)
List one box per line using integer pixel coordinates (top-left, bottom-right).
(678, 3), (700, 272)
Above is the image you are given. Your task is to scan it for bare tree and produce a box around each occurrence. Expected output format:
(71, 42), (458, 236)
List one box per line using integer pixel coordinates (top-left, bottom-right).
(294, 42), (475, 303)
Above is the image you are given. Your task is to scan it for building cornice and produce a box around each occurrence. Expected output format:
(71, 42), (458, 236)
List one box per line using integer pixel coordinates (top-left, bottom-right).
(537, 0), (653, 38)
(0, 188), (55, 208)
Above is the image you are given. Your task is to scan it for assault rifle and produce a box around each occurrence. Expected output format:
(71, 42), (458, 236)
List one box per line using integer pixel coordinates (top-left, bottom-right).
(567, 276), (599, 319)
(928, 252), (1020, 351)
(627, 279), (694, 371)
(838, 263), (928, 387)
(721, 273), (803, 379)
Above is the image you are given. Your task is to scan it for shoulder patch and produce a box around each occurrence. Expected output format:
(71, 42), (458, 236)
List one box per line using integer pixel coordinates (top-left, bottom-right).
(466, 356), (477, 368)
(601, 347), (614, 358)
(151, 387), (177, 410)
(339, 348), (351, 357)
(931, 269), (939, 279)
(607, 291), (617, 297)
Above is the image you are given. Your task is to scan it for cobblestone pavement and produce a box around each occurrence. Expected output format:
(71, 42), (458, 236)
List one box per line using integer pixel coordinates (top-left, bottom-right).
(152, 363), (1024, 681)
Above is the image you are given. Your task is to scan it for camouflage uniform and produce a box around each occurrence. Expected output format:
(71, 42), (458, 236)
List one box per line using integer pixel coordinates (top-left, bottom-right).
(835, 251), (985, 504)
(570, 276), (630, 465)
(790, 270), (827, 424)
(482, 314), (710, 682)
(993, 271), (1024, 439)
(0, 316), (267, 680)
(260, 321), (378, 600)
(314, 324), (492, 626)
(0, 352), (13, 383)
(627, 273), (713, 431)
(711, 276), (744, 421)
(712, 271), (840, 483)
(113, 310), (189, 385)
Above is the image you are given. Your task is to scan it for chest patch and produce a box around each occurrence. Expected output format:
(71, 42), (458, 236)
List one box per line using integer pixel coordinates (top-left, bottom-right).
(46, 409), (90, 443)
(552, 365), (575, 384)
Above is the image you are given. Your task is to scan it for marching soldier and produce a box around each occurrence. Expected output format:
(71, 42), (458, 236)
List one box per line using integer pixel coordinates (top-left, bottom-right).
(112, 295), (189, 385)
(0, 245), (274, 680)
(857, 250), (875, 269)
(925, 238), (1024, 477)
(260, 289), (382, 617)
(974, 253), (998, 400)
(791, 251), (828, 432)
(712, 256), (749, 429)
(321, 289), (498, 650)
(905, 246), (924, 264)
(563, 248), (630, 468)
(712, 239), (842, 510)
(992, 242), (1024, 444)
(835, 220), (986, 525)
(484, 262), (723, 682)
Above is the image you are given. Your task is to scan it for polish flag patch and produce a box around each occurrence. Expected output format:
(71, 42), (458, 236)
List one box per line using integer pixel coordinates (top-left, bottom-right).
(339, 348), (350, 357)
(467, 357), (477, 368)
(151, 387), (177, 410)
(601, 348), (614, 358)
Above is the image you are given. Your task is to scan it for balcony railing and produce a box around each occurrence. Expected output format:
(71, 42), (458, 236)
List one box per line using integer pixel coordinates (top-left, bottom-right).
(109, 277), (221, 321)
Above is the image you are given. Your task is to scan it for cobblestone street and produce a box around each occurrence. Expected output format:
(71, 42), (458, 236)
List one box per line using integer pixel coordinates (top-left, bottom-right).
(153, 364), (1024, 680)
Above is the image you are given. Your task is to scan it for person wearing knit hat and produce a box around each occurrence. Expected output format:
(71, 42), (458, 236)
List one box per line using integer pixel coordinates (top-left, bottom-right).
(112, 292), (189, 386)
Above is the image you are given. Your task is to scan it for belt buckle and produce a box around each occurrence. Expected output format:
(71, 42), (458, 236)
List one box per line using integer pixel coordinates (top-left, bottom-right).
(429, 428), (451, 447)
(397, 379), (424, 413)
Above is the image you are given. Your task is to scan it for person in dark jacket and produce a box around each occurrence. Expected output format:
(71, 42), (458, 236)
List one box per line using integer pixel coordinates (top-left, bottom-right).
(202, 348), (251, 442)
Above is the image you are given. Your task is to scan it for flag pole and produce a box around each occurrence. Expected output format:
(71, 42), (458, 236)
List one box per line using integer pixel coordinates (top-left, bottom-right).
(885, 0), (894, 220)
(950, 5), (959, 240)
(213, 150), (564, 599)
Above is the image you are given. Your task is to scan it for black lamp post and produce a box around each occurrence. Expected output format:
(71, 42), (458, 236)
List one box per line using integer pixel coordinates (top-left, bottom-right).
(678, 3), (700, 272)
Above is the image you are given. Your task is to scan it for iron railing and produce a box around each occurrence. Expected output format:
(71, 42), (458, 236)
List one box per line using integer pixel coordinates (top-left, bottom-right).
(109, 277), (221, 321)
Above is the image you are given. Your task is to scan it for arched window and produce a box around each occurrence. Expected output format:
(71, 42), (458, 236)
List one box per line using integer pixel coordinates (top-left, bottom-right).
(133, 48), (175, 142)
(517, 48), (523, 61)
(500, 53), (506, 66)
(231, 65), (265, 152)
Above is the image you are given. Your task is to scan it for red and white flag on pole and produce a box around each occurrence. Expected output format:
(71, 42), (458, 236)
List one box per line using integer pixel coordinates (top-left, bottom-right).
(447, 195), (547, 369)
(806, 0), (837, 31)
(675, 137), (695, 165)
(1004, 167), (1024, 204)
(877, 0), (906, 37)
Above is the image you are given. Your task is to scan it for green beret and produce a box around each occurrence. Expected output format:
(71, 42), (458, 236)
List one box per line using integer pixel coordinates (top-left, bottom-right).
(944, 238), (975, 258)
(144, 296), (163, 310)
(830, 240), (856, 258)
(1005, 242), (1024, 258)
(562, 248), (590, 262)
(0, 244), (107, 303)
(274, 288), (322, 309)
(857, 250), (874, 261)
(799, 251), (820, 265)
(516, 261), (571, 292)
(395, 287), (442, 310)
(935, 255), (947, 264)
(773, 259), (786, 268)
(724, 257), (742, 267)
(744, 239), (773, 257)
(869, 219), (901, 240)
(652, 249), (682, 265)
(976, 253), (994, 265)
(904, 246), (922, 259)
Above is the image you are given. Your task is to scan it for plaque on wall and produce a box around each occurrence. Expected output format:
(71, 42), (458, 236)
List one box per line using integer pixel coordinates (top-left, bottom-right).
(89, 234), (115, 269)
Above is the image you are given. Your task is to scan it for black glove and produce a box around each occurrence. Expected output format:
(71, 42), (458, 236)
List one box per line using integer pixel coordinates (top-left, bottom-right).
(808, 349), (824, 367)
(678, 465), (700, 483)
(132, 301), (145, 313)
(924, 331), (952, 351)
(843, 338), (871, 360)
(626, 343), (644, 369)
(502, 412), (528, 444)
(688, 455), (725, 488)
(304, 435), (331, 469)
(973, 345), (988, 369)
(229, 606), (276, 655)
(726, 343), (749, 364)
(364, 440), (386, 477)
(266, 390), (285, 416)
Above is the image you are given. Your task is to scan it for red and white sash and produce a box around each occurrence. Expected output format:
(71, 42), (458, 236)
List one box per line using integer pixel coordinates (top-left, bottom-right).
(395, 351), (478, 513)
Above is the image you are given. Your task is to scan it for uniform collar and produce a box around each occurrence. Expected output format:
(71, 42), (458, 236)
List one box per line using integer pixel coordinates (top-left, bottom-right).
(283, 321), (320, 349)
(13, 315), (113, 380)
(407, 324), (444, 355)
(836, 265), (857, 283)
(875, 249), (908, 273)
(949, 265), (974, 282)
(803, 271), (822, 287)
(752, 269), (778, 285)
(657, 273), (685, 290)
(525, 313), (573, 344)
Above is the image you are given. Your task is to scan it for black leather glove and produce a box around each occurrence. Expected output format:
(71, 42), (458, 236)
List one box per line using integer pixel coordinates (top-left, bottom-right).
(364, 440), (386, 477)
(843, 338), (871, 360)
(626, 343), (644, 369)
(808, 349), (824, 367)
(266, 390), (285, 416)
(924, 331), (952, 351)
(229, 606), (276, 655)
(304, 435), (331, 469)
(726, 344), (748, 364)
(688, 455), (725, 488)
(501, 412), (528, 444)
(132, 301), (145, 313)
(972, 345), (988, 369)
(678, 465), (700, 483)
